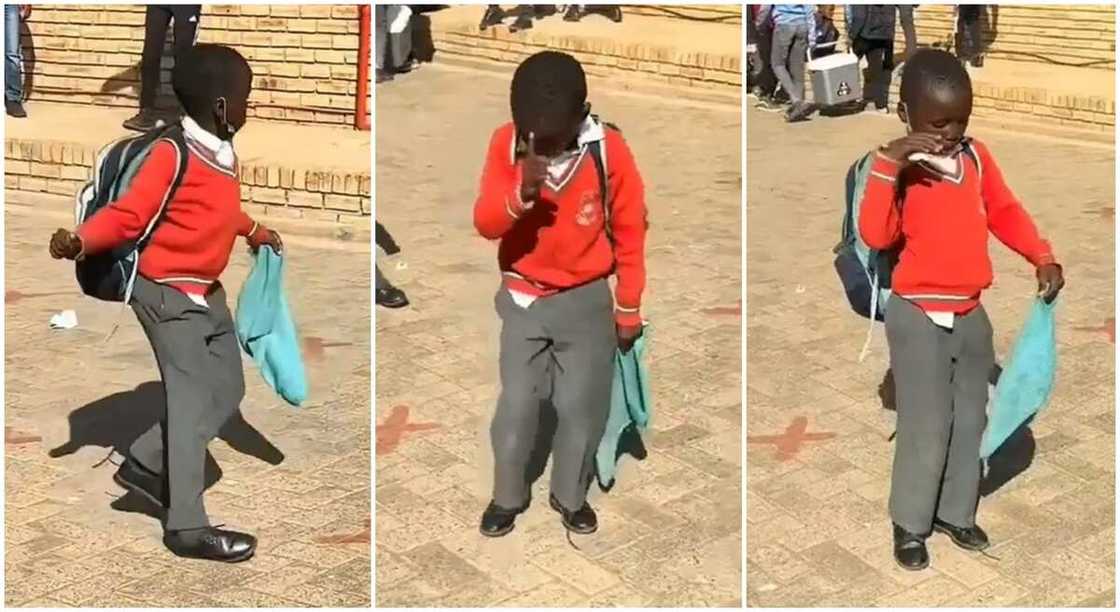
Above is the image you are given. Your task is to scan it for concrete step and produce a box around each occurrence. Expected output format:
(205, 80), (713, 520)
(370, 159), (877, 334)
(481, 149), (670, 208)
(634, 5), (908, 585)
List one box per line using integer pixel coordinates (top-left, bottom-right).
(425, 5), (741, 101)
(4, 101), (370, 237)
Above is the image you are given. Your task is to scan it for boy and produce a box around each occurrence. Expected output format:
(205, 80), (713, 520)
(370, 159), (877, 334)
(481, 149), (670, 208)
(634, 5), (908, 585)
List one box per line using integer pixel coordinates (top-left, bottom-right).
(49, 44), (282, 563)
(473, 51), (647, 537)
(859, 49), (1064, 570)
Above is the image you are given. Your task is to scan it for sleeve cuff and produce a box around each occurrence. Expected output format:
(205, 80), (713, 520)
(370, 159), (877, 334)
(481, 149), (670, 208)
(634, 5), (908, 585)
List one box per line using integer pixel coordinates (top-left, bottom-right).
(1035, 252), (1058, 268)
(614, 308), (643, 327)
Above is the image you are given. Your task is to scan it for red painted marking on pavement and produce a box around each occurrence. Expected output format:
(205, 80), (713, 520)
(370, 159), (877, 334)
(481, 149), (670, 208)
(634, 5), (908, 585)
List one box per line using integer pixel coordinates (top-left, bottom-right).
(302, 336), (354, 361)
(5, 290), (71, 305)
(315, 517), (370, 544)
(702, 300), (742, 317)
(747, 416), (835, 461)
(1075, 317), (1115, 344)
(376, 405), (439, 455)
(5, 427), (41, 445)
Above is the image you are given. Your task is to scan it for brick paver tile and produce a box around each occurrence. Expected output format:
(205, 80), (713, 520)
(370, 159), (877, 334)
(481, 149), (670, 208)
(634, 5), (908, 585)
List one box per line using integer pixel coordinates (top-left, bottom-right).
(376, 62), (742, 606)
(4, 203), (370, 607)
(746, 108), (1115, 606)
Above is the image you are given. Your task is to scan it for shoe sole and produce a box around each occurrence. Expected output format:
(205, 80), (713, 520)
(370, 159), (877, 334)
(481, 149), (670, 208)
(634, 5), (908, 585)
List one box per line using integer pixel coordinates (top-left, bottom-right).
(478, 522), (516, 538)
(113, 472), (164, 509)
(548, 498), (597, 535)
(932, 524), (990, 551)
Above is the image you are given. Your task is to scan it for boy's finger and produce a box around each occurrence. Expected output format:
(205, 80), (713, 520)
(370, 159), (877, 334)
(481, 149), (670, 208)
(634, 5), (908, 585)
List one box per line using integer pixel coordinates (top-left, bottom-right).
(528, 131), (536, 156)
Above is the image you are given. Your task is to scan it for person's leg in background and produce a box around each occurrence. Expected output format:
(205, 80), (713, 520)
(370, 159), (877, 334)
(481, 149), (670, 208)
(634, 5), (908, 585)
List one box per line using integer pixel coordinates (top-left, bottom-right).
(769, 24), (800, 109)
(374, 4), (392, 82)
(865, 42), (893, 111)
(897, 5), (917, 62)
(958, 5), (984, 67)
(479, 4), (506, 30)
(783, 25), (811, 121)
(5, 5), (26, 117)
(386, 5), (414, 74)
(124, 5), (173, 131)
(166, 5), (201, 121)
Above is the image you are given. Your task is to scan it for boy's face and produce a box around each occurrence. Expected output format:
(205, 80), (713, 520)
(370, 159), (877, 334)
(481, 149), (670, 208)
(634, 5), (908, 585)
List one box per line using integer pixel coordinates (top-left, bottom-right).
(900, 86), (972, 155)
(521, 106), (587, 159)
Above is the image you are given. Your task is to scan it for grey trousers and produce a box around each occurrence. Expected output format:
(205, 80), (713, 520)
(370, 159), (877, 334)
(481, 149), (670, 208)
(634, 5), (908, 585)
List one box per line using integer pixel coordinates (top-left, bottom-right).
(886, 297), (994, 534)
(491, 279), (617, 511)
(129, 277), (245, 531)
(770, 23), (809, 104)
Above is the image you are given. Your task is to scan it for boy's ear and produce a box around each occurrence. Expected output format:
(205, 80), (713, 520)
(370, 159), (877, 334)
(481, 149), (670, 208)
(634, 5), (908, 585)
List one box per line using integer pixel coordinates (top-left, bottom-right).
(896, 101), (908, 125)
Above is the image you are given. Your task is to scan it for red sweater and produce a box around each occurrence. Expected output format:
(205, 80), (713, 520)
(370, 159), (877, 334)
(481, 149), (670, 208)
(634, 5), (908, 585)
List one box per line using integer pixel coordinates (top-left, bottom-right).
(77, 140), (266, 295)
(859, 140), (1056, 313)
(473, 122), (648, 326)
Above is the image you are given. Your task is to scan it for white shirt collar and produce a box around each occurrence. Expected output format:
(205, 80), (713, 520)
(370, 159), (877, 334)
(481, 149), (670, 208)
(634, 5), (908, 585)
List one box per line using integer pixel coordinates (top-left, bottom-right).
(181, 115), (224, 153)
(181, 115), (237, 171)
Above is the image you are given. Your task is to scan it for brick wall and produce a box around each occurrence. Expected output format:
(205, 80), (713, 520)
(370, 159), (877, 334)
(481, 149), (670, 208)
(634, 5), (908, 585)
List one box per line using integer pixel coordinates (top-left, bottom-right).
(827, 4), (1114, 69)
(19, 4), (370, 127)
(433, 5), (741, 94)
(4, 138), (371, 222)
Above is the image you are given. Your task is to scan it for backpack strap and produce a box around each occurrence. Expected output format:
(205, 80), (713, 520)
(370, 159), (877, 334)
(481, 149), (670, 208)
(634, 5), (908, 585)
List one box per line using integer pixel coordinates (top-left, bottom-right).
(962, 139), (982, 182)
(119, 125), (189, 313)
(588, 137), (611, 244)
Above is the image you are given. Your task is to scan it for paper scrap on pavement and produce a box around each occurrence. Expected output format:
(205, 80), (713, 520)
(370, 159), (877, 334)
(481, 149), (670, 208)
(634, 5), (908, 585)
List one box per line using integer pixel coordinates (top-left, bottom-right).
(49, 310), (78, 330)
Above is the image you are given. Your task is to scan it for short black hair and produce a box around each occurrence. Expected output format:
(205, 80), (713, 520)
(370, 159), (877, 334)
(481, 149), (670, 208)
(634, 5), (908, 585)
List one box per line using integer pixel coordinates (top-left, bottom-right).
(899, 48), (972, 110)
(172, 43), (253, 121)
(509, 51), (587, 136)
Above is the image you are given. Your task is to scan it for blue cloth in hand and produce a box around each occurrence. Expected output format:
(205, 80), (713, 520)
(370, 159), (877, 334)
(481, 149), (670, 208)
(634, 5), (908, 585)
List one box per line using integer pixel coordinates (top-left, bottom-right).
(596, 328), (652, 490)
(981, 298), (1058, 459)
(235, 246), (309, 406)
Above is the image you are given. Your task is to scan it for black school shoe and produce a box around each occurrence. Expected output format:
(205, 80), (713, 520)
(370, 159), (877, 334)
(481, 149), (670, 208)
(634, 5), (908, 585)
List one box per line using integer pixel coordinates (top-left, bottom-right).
(933, 518), (990, 551)
(892, 523), (930, 571)
(376, 286), (409, 309)
(549, 494), (598, 534)
(122, 109), (166, 132)
(479, 500), (529, 537)
(113, 457), (166, 508)
(164, 526), (257, 563)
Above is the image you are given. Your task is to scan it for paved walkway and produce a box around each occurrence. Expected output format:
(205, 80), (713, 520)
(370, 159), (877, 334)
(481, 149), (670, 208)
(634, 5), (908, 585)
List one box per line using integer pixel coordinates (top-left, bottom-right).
(746, 106), (1115, 607)
(4, 202), (370, 607)
(375, 63), (742, 607)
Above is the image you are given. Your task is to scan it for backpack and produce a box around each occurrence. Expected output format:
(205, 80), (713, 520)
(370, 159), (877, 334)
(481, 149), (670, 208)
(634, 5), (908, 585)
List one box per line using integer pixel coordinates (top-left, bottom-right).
(74, 125), (189, 304)
(833, 141), (982, 358)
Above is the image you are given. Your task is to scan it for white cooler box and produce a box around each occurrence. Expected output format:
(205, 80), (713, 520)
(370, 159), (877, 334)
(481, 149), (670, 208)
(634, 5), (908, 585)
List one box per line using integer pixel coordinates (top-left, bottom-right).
(807, 43), (861, 107)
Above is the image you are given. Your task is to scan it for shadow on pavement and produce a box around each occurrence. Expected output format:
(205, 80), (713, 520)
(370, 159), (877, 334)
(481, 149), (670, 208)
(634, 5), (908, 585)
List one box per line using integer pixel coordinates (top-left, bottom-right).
(48, 381), (285, 519)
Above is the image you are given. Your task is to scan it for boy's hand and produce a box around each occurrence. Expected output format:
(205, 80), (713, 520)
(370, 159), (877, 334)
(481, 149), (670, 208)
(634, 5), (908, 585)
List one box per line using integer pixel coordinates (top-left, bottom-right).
(249, 228), (284, 255)
(519, 132), (548, 203)
(880, 133), (945, 164)
(617, 323), (642, 354)
(1037, 263), (1064, 304)
(49, 229), (82, 260)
